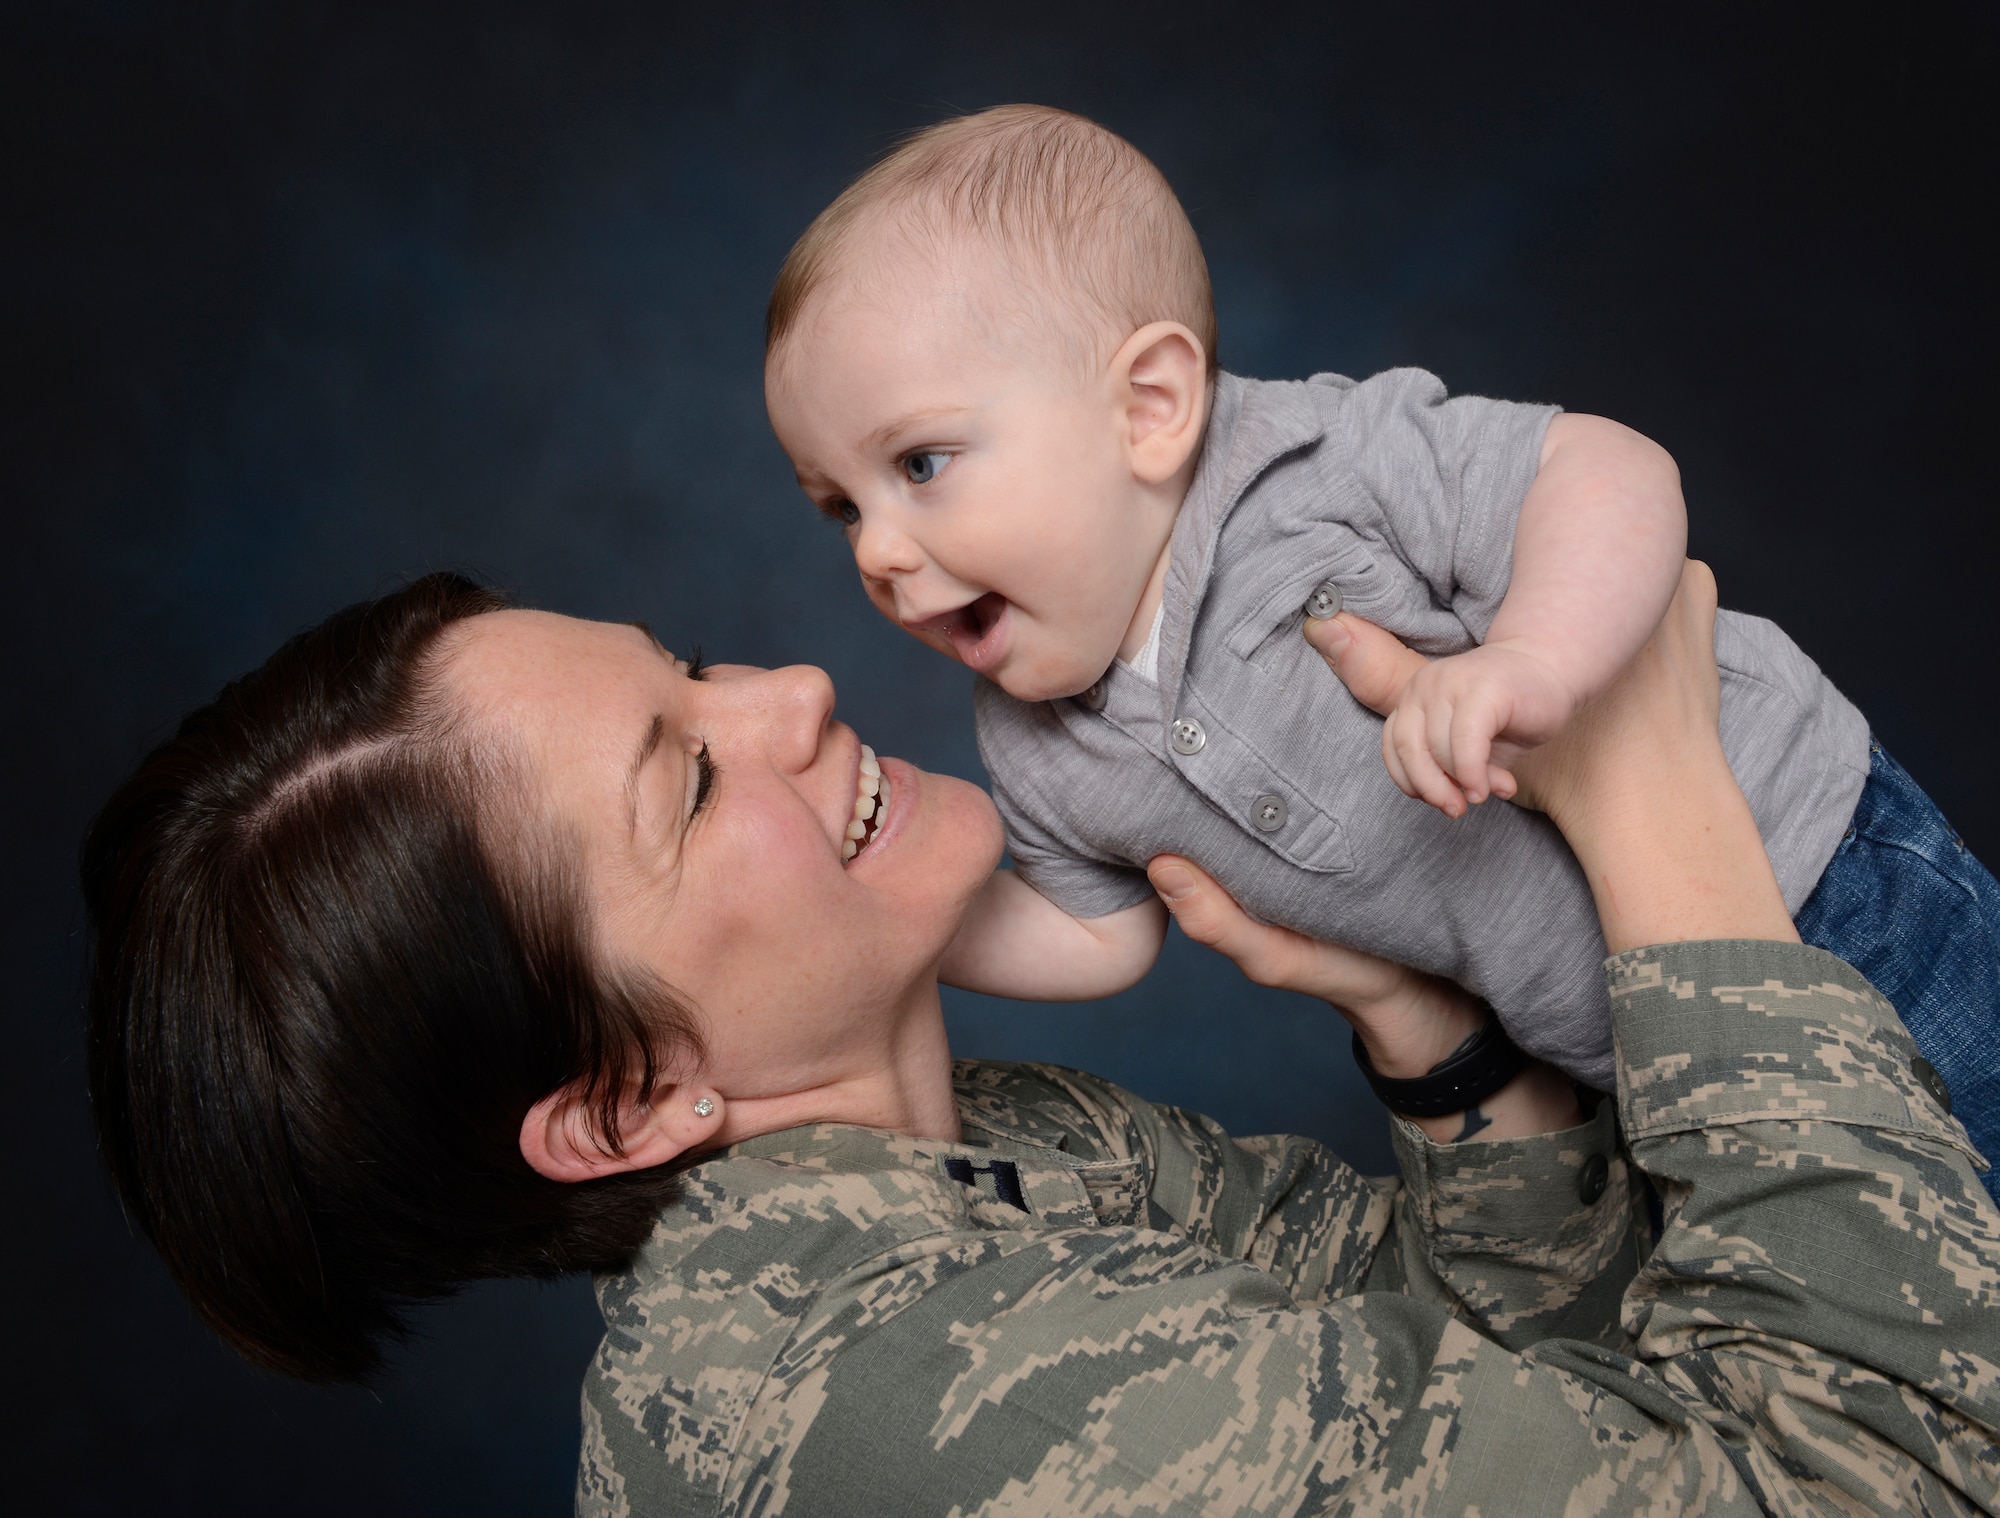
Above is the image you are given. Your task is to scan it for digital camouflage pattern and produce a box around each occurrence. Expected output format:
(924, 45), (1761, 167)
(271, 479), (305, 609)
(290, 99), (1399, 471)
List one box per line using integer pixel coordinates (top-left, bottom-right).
(578, 940), (2000, 1516)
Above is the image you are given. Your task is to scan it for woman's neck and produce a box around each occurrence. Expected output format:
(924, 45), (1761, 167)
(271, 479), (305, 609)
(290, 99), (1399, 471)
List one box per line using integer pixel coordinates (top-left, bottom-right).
(833, 989), (962, 1141)
(709, 978), (962, 1147)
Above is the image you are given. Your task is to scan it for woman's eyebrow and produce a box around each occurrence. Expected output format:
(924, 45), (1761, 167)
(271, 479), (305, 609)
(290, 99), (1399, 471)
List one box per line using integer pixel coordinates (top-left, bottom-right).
(625, 713), (665, 839)
(626, 621), (675, 664)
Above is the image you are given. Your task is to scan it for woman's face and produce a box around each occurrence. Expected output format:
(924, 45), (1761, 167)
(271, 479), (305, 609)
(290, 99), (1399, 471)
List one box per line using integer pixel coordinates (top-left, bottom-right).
(438, 609), (1003, 1097)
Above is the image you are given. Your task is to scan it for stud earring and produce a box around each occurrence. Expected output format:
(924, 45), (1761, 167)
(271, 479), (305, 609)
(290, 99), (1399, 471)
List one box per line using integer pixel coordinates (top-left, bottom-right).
(692, 1097), (715, 1118)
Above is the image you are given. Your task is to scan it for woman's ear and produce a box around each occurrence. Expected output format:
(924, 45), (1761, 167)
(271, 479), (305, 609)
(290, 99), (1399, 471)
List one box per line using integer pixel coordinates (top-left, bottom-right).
(519, 1079), (726, 1183)
(1112, 321), (1208, 485)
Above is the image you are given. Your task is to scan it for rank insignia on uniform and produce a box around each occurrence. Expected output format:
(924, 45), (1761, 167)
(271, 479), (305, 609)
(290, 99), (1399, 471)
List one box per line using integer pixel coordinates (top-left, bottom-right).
(942, 1155), (1028, 1210)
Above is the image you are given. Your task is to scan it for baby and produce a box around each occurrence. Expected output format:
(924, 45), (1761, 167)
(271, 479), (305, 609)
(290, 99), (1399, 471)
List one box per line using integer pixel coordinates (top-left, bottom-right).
(763, 106), (1999, 1170)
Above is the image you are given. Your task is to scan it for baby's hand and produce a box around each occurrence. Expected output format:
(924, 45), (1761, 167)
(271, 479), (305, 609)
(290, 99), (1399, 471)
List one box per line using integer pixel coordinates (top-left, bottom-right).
(1379, 640), (1578, 817)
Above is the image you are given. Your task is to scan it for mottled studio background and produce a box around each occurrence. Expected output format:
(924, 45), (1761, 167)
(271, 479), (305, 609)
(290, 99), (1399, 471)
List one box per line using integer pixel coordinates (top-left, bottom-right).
(5, 2), (1995, 1511)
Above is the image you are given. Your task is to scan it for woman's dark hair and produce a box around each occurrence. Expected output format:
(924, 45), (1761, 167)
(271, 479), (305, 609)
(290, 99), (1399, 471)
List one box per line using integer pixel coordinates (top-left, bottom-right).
(82, 572), (702, 1383)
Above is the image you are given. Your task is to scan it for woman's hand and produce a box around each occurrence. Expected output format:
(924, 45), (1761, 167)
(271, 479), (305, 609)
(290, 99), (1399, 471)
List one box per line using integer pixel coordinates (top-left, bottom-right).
(1303, 562), (1719, 822)
(1304, 561), (1797, 952)
(1146, 855), (1581, 1142)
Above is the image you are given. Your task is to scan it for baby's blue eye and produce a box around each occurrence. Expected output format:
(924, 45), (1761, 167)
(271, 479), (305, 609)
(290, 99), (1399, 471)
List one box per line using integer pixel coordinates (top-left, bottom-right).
(901, 451), (950, 486)
(825, 498), (860, 527)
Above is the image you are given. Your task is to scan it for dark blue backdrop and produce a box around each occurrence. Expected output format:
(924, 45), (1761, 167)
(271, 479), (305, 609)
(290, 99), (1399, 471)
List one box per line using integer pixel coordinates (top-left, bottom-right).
(5, 2), (1994, 1511)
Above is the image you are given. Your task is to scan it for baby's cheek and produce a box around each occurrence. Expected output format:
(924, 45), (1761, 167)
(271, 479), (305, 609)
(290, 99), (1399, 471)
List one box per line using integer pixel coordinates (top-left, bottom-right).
(861, 577), (900, 623)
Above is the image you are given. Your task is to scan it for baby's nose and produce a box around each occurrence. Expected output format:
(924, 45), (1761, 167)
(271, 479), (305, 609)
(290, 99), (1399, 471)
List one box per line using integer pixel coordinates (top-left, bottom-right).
(852, 516), (925, 580)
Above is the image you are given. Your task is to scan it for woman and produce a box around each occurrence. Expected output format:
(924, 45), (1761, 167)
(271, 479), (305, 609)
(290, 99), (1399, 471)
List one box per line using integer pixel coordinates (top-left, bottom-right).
(84, 565), (1997, 1515)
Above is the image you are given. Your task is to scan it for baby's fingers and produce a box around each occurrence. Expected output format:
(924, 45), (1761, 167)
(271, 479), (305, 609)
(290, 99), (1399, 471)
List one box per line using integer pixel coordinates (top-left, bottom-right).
(1446, 699), (1504, 805)
(1379, 718), (1417, 801)
(1388, 706), (1468, 818)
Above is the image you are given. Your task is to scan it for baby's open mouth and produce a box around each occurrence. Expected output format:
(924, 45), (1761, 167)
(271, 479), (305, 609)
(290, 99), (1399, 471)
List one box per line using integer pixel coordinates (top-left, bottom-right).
(843, 744), (891, 862)
(924, 592), (1009, 669)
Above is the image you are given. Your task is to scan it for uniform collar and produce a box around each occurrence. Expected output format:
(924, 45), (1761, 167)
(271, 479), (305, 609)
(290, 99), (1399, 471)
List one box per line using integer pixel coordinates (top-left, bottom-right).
(1156, 373), (1327, 723)
(702, 1066), (1149, 1235)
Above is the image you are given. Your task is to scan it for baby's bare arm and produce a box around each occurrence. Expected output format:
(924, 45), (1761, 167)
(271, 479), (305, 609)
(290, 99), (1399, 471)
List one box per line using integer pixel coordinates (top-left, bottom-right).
(1495, 413), (1687, 698)
(939, 870), (1167, 1000)
(1376, 413), (1687, 815)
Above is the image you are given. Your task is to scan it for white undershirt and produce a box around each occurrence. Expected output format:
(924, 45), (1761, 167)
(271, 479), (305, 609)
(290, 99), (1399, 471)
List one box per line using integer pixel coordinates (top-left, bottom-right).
(1116, 603), (1165, 686)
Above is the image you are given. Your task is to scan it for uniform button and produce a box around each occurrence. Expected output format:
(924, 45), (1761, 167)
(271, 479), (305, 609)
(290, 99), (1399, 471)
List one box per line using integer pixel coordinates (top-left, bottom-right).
(1912, 1055), (1953, 1115)
(1578, 1153), (1609, 1205)
(1169, 717), (1206, 756)
(1303, 579), (1343, 620)
(1076, 677), (1107, 712)
(1250, 793), (1288, 832)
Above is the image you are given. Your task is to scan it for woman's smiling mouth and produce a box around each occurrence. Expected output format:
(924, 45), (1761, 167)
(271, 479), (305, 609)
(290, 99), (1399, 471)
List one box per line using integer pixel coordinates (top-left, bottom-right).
(842, 744), (892, 861)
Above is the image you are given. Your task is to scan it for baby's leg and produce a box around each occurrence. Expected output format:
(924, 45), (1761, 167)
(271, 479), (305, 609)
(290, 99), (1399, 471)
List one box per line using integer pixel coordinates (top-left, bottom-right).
(1795, 738), (2000, 1203)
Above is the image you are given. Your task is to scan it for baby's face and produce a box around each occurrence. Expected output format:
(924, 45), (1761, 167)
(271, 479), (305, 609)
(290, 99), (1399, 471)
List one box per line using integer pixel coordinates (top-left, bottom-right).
(765, 252), (1170, 702)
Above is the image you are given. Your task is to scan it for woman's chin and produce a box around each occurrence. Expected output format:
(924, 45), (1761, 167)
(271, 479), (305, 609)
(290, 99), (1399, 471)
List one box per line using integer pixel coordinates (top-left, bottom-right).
(851, 760), (1003, 891)
(923, 769), (1007, 872)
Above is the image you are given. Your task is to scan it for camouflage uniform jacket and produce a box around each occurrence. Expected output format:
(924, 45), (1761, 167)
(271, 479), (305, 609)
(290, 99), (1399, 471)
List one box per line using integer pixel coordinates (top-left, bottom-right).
(578, 941), (2000, 1516)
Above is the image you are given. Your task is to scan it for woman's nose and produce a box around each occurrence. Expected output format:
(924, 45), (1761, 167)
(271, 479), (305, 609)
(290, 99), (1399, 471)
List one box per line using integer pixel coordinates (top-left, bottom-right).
(710, 663), (837, 773)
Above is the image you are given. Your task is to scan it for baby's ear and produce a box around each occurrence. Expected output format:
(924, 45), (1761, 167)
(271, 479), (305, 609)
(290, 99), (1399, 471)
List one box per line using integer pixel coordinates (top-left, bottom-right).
(1114, 322), (1208, 484)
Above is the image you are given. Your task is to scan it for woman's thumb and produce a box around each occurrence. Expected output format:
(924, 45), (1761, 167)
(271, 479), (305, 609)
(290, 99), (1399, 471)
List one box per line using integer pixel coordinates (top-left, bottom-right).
(1304, 612), (1429, 717)
(1148, 855), (1227, 948)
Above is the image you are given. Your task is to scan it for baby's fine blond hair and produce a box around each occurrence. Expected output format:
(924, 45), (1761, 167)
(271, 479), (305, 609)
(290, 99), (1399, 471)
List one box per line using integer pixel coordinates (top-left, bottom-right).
(766, 105), (1216, 377)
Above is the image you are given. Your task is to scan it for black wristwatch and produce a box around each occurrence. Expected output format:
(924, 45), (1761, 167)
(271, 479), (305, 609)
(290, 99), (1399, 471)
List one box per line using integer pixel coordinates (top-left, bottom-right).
(1351, 1012), (1529, 1118)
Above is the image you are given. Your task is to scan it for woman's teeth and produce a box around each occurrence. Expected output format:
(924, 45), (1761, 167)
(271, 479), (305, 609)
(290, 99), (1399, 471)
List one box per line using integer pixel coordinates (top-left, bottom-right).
(842, 745), (891, 861)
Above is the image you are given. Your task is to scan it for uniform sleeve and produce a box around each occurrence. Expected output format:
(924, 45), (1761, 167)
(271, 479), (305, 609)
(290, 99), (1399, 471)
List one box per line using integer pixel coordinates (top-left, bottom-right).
(1366, 1101), (1652, 1351)
(1331, 366), (1558, 639)
(718, 943), (2000, 1517)
(1068, 1067), (1643, 1347)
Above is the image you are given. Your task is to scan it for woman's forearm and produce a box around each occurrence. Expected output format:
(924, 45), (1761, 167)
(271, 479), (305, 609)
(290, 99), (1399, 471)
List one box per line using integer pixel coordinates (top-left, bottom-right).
(1560, 751), (1799, 954)
(1149, 855), (1582, 1142)
(1517, 561), (1799, 952)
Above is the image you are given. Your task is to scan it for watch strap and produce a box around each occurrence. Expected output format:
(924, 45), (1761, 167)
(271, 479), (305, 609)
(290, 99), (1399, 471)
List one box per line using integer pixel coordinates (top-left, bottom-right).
(1351, 1013), (1529, 1118)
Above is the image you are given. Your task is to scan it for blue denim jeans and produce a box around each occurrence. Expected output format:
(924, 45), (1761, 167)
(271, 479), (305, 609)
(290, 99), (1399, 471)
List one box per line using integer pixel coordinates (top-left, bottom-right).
(1794, 741), (2000, 1200)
